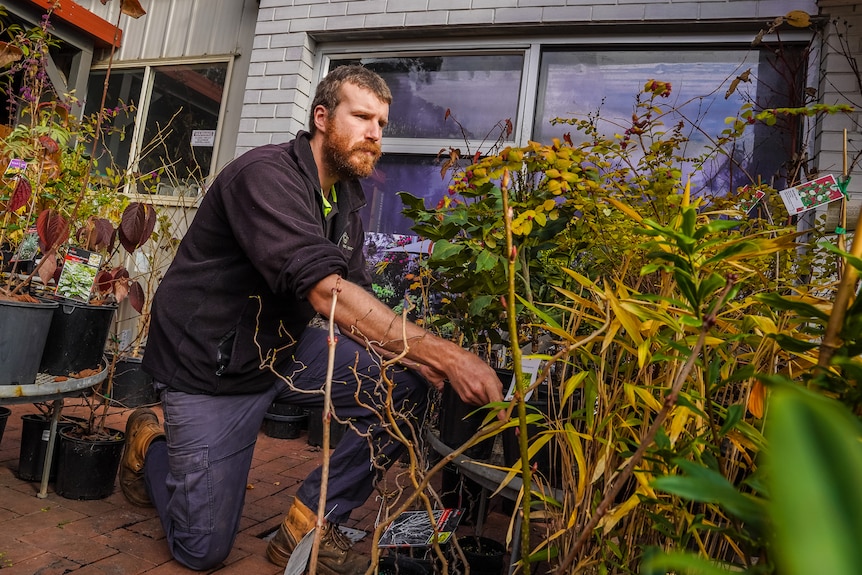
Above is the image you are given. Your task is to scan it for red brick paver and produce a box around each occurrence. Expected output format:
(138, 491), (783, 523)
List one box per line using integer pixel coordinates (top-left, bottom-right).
(0, 401), (518, 574)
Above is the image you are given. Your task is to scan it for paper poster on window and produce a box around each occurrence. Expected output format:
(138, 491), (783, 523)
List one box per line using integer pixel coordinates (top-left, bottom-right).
(503, 357), (542, 402)
(778, 174), (845, 215)
(191, 130), (216, 147)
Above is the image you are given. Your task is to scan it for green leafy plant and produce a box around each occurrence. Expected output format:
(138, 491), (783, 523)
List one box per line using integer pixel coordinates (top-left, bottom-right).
(396, 14), (861, 571)
(0, 4), (155, 308)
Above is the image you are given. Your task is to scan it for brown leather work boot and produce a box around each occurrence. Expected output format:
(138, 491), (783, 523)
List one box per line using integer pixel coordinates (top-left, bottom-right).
(266, 497), (370, 574)
(119, 408), (165, 507)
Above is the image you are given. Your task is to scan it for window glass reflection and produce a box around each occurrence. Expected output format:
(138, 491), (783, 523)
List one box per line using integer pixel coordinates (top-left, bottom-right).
(85, 69), (143, 175)
(140, 63), (227, 196)
(337, 55), (523, 139)
(85, 62), (228, 196)
(361, 154), (451, 235)
(535, 49), (803, 191)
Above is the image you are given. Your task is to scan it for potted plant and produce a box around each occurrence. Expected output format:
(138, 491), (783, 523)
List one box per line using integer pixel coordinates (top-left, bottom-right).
(0, 1), (151, 499)
(0, 12), (71, 386)
(397, 51), (860, 570)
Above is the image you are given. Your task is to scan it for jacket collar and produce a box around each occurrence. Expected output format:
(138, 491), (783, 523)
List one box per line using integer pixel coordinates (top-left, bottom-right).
(293, 130), (367, 213)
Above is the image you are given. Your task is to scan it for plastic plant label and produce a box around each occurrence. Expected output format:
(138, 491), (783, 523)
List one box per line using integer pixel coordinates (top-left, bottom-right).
(55, 246), (102, 302)
(503, 357), (543, 402)
(778, 174), (845, 214)
(3, 158), (27, 178)
(378, 508), (463, 547)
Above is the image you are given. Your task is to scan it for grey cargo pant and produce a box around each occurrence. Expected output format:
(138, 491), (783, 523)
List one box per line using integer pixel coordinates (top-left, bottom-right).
(143, 327), (429, 570)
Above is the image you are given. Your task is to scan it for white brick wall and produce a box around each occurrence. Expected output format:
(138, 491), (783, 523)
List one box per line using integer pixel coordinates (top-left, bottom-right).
(237, 0), (820, 154)
(816, 2), (862, 211)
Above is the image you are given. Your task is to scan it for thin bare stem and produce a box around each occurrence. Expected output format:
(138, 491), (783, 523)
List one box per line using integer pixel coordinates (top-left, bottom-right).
(309, 279), (341, 574)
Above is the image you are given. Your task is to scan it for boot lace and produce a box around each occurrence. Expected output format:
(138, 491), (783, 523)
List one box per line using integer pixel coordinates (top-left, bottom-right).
(323, 523), (353, 552)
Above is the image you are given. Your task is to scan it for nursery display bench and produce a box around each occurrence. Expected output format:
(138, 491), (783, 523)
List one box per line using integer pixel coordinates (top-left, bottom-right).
(0, 367), (108, 498)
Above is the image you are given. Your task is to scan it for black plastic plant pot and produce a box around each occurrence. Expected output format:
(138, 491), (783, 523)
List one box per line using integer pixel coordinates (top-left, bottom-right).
(438, 369), (509, 526)
(54, 427), (125, 500)
(263, 402), (307, 439)
(38, 297), (116, 376)
(0, 298), (58, 386)
(306, 406), (348, 448)
(17, 413), (58, 482)
(437, 375), (501, 461)
(0, 406), (10, 447)
(457, 536), (507, 575)
(108, 355), (158, 408)
(378, 555), (432, 575)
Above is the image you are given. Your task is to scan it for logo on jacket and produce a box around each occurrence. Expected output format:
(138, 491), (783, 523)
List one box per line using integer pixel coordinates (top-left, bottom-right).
(339, 231), (353, 252)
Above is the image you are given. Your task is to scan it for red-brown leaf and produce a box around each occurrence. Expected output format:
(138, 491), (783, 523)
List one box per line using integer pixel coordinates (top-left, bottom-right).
(113, 275), (130, 303)
(38, 135), (59, 154)
(36, 209), (70, 253)
(0, 40), (23, 68)
(39, 250), (57, 286)
(120, 0), (147, 18)
(77, 217), (115, 251)
(99, 0), (147, 17)
(94, 270), (114, 294)
(129, 280), (145, 313)
(8, 176), (31, 213)
(111, 266), (130, 281)
(118, 202), (156, 253)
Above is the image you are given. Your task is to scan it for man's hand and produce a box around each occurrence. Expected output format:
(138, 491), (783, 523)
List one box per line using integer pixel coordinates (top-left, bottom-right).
(444, 349), (504, 407)
(308, 274), (505, 409)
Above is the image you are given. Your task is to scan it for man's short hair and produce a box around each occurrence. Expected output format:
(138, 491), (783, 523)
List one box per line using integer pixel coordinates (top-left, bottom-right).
(308, 64), (392, 135)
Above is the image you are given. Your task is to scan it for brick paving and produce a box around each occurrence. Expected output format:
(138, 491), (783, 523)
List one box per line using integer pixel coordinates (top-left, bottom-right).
(0, 401), (518, 574)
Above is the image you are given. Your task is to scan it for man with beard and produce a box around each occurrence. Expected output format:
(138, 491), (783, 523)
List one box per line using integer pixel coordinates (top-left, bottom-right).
(120, 65), (504, 573)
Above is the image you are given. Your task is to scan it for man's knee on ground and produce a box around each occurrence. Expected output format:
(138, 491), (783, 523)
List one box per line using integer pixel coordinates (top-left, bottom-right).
(170, 531), (234, 571)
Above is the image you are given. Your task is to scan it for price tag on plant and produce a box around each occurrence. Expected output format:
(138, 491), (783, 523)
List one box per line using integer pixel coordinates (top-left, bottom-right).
(778, 174), (845, 214)
(55, 246), (103, 302)
(3, 158), (27, 178)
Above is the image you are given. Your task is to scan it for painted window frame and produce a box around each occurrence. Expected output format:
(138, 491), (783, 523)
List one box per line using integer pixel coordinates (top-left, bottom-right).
(86, 55), (235, 202)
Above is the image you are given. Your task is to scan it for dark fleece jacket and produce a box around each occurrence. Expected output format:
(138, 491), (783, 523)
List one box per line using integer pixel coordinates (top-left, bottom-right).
(142, 131), (372, 395)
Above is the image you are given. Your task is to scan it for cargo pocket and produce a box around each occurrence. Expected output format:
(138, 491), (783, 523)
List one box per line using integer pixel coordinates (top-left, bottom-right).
(168, 445), (213, 534)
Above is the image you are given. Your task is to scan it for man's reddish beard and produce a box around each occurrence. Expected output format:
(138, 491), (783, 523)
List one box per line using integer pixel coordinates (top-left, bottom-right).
(321, 118), (382, 180)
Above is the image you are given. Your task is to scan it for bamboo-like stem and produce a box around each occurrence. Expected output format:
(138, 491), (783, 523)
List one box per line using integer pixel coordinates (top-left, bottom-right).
(501, 168), (532, 575)
(554, 278), (737, 574)
(837, 128), (849, 272)
(818, 204), (862, 369)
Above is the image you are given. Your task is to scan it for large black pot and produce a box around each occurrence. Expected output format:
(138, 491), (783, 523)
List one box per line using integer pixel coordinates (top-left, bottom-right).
(0, 406), (10, 447)
(18, 413), (59, 481)
(107, 354), (158, 407)
(438, 369), (508, 525)
(306, 406), (347, 448)
(39, 297), (116, 376)
(263, 402), (307, 439)
(55, 426), (125, 500)
(457, 536), (506, 575)
(0, 298), (58, 385)
(378, 555), (432, 575)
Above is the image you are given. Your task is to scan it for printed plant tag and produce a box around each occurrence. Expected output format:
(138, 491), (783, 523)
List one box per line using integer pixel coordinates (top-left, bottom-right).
(778, 174), (845, 214)
(55, 246), (102, 302)
(503, 357), (543, 402)
(3, 158), (27, 178)
(735, 186), (766, 216)
(378, 508), (463, 547)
